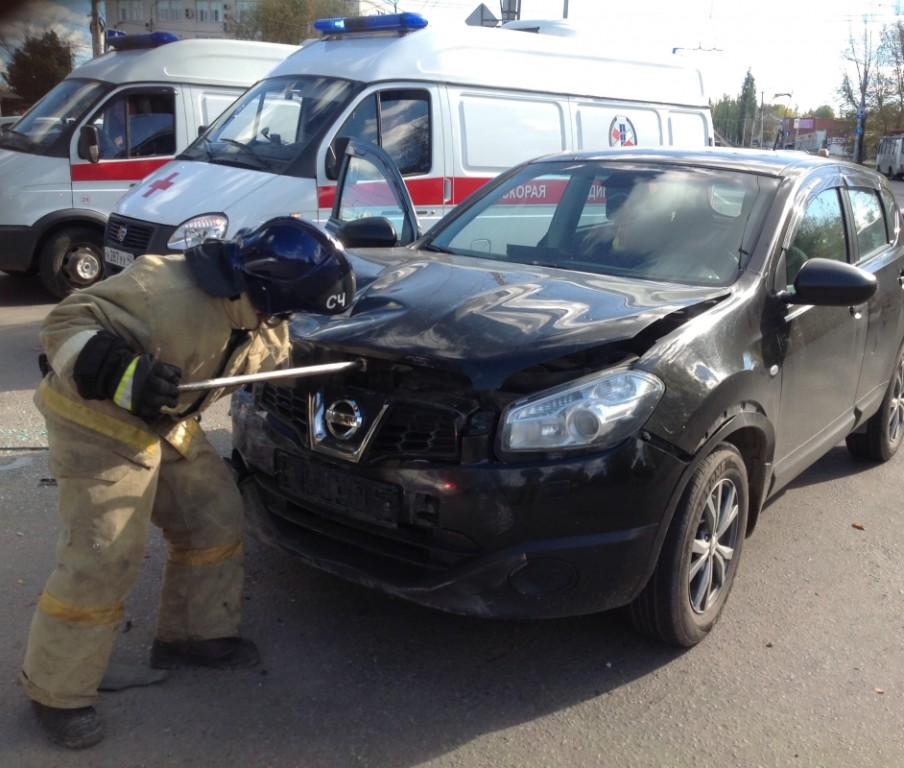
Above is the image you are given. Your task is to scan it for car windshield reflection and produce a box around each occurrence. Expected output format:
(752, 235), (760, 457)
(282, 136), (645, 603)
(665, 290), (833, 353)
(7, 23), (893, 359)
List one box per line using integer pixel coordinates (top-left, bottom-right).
(425, 161), (777, 286)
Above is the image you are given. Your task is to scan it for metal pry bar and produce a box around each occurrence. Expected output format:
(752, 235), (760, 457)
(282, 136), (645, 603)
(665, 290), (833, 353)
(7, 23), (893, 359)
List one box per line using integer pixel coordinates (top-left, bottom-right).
(176, 359), (364, 392)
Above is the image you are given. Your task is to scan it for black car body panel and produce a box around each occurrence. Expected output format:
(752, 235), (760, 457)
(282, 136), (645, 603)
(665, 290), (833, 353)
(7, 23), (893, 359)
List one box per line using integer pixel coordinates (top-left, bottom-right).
(232, 144), (904, 631)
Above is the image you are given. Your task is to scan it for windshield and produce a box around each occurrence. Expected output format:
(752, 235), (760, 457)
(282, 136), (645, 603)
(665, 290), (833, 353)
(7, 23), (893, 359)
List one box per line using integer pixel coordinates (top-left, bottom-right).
(181, 75), (355, 174)
(424, 160), (778, 286)
(0, 78), (109, 156)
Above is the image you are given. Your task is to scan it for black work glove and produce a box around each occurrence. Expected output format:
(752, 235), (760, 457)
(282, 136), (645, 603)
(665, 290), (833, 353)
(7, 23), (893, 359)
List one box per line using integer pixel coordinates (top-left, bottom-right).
(112, 354), (182, 420)
(74, 331), (182, 419)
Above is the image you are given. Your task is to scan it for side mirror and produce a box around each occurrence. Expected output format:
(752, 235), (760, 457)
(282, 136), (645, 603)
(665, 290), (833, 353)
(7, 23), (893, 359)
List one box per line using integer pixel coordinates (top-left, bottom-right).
(77, 125), (100, 163)
(782, 257), (878, 306)
(335, 216), (398, 248)
(325, 135), (350, 181)
(197, 125), (207, 137)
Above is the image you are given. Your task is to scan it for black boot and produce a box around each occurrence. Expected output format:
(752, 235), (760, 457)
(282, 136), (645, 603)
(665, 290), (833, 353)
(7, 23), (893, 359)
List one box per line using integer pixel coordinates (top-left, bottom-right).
(150, 637), (260, 670)
(32, 701), (103, 749)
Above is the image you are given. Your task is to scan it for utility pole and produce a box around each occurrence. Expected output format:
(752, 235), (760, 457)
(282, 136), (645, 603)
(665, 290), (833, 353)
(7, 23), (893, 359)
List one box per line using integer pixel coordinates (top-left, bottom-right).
(758, 92), (764, 148)
(500, 0), (521, 22)
(90, 0), (104, 58)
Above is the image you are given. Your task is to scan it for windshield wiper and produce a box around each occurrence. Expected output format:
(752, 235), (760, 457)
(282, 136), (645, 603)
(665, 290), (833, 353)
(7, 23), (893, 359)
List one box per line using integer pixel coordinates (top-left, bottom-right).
(218, 138), (272, 171)
(421, 243), (455, 255)
(0, 128), (34, 148)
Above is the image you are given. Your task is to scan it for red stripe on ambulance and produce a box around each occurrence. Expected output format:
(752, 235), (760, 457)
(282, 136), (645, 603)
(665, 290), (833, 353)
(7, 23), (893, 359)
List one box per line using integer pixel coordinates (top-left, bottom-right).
(71, 158), (170, 183)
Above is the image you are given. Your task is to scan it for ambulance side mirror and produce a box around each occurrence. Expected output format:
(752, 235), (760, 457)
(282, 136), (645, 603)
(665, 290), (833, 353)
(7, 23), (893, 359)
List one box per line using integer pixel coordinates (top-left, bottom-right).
(77, 125), (100, 163)
(325, 136), (350, 181)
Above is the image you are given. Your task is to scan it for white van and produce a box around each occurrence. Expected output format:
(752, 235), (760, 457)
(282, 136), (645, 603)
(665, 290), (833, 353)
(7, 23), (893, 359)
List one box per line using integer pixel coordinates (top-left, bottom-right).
(0, 31), (294, 297)
(876, 131), (904, 179)
(103, 12), (714, 268)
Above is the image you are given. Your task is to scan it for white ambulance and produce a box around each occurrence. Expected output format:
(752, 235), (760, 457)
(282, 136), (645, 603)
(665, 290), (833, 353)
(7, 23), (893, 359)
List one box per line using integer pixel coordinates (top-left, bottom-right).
(0, 31), (294, 298)
(104, 12), (714, 270)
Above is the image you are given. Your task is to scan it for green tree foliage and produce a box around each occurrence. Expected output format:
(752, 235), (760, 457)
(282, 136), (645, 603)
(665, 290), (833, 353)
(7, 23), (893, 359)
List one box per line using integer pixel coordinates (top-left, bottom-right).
(2, 30), (73, 105)
(807, 105), (836, 119)
(227, 0), (356, 45)
(711, 71), (763, 147)
(738, 70), (758, 147)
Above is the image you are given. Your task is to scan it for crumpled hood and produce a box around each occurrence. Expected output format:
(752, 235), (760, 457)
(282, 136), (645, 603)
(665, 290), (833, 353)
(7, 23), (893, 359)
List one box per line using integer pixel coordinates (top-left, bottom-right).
(291, 249), (729, 390)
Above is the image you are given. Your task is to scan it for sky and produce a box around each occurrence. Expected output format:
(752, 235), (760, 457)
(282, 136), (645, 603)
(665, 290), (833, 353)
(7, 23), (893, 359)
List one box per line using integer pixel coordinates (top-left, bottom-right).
(1, 0), (902, 111)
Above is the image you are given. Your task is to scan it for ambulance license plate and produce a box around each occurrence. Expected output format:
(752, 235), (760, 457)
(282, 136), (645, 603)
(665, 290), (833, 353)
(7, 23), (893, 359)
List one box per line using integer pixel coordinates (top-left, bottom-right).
(104, 246), (135, 269)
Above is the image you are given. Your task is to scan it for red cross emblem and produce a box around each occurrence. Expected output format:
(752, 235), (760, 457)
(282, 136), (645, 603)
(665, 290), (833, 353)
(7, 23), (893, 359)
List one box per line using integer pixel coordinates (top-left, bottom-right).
(142, 172), (179, 198)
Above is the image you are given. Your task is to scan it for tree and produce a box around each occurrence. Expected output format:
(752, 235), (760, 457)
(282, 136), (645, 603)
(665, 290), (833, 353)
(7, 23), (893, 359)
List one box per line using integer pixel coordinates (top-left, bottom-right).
(227, 0), (356, 45)
(1, 30), (72, 106)
(737, 70), (758, 147)
(807, 105), (836, 119)
(840, 20), (879, 163)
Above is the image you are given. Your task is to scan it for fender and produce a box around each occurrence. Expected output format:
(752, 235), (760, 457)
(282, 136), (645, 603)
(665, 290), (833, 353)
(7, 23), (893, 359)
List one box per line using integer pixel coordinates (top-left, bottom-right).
(632, 406), (774, 600)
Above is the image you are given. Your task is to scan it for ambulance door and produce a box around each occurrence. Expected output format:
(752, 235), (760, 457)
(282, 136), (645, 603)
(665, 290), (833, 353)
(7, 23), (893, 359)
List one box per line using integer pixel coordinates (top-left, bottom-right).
(72, 87), (178, 216)
(321, 85), (446, 230)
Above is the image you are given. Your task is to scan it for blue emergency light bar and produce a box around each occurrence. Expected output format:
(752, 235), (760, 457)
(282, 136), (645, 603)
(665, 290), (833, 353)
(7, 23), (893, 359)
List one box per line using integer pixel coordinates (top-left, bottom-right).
(314, 12), (428, 35)
(105, 30), (179, 51)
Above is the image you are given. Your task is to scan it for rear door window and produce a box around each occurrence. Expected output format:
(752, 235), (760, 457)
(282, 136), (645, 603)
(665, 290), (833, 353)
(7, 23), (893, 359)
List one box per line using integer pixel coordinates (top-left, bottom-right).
(848, 188), (889, 261)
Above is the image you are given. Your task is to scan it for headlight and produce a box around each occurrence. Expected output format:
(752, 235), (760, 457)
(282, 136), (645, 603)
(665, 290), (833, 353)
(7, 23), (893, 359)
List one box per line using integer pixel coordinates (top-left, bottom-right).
(500, 369), (664, 453)
(167, 214), (228, 251)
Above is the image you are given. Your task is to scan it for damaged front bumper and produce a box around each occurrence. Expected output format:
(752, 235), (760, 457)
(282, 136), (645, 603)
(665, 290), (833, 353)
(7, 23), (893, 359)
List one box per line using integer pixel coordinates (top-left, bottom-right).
(232, 387), (688, 619)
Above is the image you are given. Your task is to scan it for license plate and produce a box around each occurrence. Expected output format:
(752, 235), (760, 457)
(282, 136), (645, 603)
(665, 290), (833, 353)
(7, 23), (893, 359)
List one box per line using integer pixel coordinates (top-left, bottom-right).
(104, 246), (135, 269)
(277, 453), (400, 528)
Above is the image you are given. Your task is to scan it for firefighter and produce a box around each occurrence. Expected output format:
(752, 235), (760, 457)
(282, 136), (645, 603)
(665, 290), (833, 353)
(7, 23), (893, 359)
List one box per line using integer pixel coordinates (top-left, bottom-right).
(21, 217), (355, 749)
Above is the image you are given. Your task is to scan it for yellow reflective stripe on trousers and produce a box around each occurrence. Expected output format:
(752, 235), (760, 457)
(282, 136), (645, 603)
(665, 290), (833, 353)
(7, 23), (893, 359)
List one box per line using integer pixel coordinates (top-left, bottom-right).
(39, 378), (159, 455)
(168, 541), (244, 567)
(38, 591), (124, 625)
(160, 416), (202, 458)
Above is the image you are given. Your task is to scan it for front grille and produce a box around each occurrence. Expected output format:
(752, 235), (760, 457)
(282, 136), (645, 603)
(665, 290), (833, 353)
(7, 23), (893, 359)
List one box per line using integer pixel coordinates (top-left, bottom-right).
(259, 383), (460, 463)
(106, 213), (154, 252)
(371, 404), (458, 460)
(260, 384), (309, 442)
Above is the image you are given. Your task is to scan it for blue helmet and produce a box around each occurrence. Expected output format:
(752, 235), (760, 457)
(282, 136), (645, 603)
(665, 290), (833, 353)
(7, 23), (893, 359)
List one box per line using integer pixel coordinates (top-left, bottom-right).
(229, 217), (355, 317)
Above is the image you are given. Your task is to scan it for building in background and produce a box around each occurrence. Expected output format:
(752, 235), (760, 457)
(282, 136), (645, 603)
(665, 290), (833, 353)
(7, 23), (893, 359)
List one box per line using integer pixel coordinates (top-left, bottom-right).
(103, 1), (366, 41)
(775, 116), (850, 157)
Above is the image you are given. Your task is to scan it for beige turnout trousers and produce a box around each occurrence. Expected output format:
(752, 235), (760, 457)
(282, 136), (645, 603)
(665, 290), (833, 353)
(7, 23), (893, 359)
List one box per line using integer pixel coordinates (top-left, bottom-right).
(21, 383), (246, 709)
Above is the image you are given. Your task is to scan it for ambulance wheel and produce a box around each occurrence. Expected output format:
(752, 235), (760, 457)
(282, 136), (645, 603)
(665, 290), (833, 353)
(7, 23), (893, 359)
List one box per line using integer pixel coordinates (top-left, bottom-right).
(39, 227), (104, 299)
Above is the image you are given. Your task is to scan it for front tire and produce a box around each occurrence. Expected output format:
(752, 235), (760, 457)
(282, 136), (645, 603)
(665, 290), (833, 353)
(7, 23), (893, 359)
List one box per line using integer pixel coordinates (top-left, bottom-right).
(846, 342), (904, 462)
(629, 443), (748, 647)
(39, 226), (104, 299)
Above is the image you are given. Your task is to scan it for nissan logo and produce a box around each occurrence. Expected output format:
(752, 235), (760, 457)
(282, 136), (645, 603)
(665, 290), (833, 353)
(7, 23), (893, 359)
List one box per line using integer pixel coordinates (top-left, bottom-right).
(116, 225), (128, 243)
(325, 399), (362, 440)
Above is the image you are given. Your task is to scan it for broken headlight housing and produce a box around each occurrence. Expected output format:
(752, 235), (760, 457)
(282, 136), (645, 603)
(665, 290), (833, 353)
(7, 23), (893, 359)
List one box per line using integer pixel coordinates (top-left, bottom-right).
(500, 369), (664, 454)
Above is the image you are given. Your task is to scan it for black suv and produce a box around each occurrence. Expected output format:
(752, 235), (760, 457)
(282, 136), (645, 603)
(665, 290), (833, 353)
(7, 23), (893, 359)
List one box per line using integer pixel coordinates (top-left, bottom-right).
(230, 142), (904, 646)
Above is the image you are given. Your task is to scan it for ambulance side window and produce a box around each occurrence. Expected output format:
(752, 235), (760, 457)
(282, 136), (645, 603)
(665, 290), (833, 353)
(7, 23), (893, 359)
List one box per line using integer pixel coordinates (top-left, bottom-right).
(330, 89), (430, 178)
(89, 90), (176, 160)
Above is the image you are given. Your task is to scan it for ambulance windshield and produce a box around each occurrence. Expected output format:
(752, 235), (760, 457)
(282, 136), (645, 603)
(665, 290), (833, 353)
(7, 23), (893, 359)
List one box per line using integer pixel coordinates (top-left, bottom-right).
(0, 79), (109, 156)
(182, 75), (355, 175)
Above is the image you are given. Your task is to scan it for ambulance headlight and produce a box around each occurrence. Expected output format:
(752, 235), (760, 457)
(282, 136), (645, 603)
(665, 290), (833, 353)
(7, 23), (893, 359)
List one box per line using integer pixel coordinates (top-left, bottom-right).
(167, 214), (228, 251)
(500, 369), (664, 454)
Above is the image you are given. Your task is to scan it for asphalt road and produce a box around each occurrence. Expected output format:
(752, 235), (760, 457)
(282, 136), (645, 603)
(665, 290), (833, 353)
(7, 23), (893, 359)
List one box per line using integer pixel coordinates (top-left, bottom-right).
(2, 187), (904, 766)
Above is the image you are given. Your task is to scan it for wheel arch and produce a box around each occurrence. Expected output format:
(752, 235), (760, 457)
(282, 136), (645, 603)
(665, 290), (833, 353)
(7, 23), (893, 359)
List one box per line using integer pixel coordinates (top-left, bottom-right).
(691, 408), (774, 535)
(31, 208), (108, 263)
(631, 406), (774, 607)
